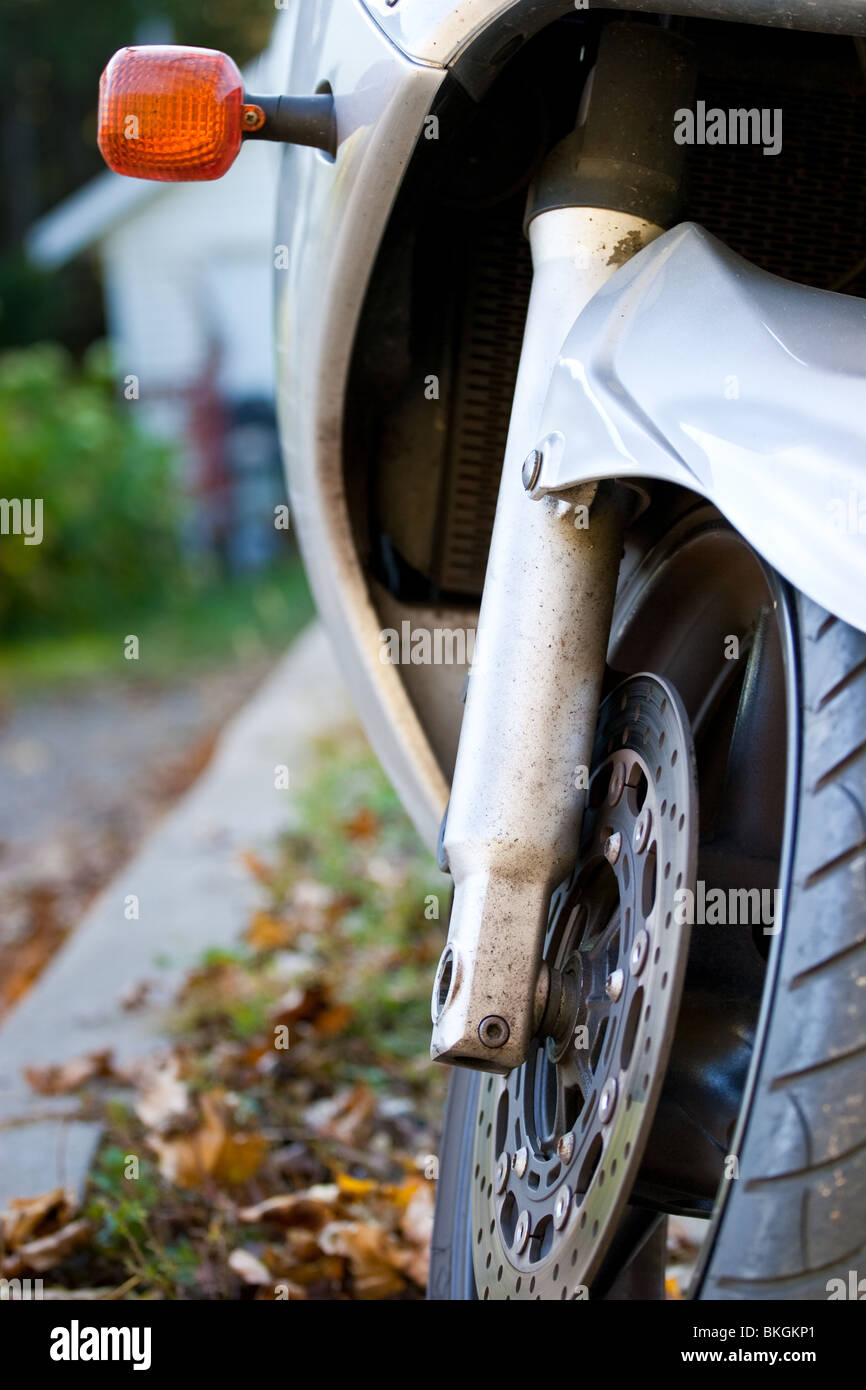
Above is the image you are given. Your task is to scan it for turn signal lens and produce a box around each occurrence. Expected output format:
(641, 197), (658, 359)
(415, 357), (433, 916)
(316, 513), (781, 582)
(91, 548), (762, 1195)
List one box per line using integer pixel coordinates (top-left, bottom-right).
(98, 46), (244, 182)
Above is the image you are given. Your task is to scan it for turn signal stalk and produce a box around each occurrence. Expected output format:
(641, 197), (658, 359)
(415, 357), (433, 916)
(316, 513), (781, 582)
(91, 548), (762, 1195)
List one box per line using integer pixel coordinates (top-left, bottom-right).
(97, 45), (336, 183)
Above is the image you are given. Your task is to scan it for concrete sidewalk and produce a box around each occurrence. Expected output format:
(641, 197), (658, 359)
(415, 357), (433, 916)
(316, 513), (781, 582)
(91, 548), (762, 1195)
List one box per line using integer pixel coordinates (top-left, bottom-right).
(0, 622), (353, 1205)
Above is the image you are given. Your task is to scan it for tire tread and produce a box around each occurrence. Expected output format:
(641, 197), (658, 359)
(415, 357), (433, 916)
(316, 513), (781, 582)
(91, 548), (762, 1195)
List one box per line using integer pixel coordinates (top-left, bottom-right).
(701, 594), (866, 1300)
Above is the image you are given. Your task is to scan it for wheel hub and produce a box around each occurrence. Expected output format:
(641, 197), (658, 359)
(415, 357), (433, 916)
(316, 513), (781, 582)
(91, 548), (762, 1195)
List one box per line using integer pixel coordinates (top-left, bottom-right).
(471, 674), (698, 1299)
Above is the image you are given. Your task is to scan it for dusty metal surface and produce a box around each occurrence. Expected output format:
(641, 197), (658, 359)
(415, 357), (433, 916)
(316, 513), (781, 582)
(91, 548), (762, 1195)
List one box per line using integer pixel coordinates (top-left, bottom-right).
(431, 206), (661, 1071)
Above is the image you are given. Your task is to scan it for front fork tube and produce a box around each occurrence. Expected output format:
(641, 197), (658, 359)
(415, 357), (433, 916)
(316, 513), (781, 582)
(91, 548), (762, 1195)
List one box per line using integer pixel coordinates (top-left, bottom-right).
(431, 206), (662, 1073)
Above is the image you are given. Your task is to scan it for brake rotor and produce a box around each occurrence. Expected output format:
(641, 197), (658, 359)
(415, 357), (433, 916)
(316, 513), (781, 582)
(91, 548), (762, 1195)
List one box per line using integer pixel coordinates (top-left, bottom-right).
(471, 673), (698, 1299)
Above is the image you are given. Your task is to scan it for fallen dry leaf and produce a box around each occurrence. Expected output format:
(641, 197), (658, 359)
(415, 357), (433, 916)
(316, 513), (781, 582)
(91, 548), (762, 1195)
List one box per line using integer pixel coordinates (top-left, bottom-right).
(213, 1130), (269, 1186)
(228, 1248), (272, 1285)
(666, 1216), (701, 1259)
(312, 1002), (354, 1038)
(305, 1083), (376, 1146)
(266, 980), (354, 1041)
(269, 983), (328, 1031)
(23, 1049), (114, 1096)
(400, 1244), (428, 1289)
(0, 886), (68, 1016)
(146, 1090), (224, 1186)
(2, 1219), (92, 1276)
(400, 1182), (435, 1287)
(273, 1254), (345, 1289)
(147, 1089), (267, 1188)
(281, 1228), (323, 1264)
(401, 1181), (434, 1245)
(244, 911), (298, 952)
(319, 1220), (406, 1300)
(177, 959), (260, 1013)
(133, 1054), (192, 1133)
(335, 1173), (378, 1199)
(385, 1176), (425, 1210)
(0, 1188), (75, 1250)
(238, 1191), (336, 1231)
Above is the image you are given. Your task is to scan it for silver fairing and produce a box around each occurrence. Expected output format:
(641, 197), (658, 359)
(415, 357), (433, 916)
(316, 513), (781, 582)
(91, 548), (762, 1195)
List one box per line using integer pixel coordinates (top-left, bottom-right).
(534, 223), (866, 634)
(274, 0), (448, 850)
(360, 0), (866, 67)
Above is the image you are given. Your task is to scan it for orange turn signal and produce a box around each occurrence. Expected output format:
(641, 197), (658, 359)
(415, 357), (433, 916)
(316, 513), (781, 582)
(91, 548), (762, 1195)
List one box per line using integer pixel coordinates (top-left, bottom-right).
(98, 46), (244, 182)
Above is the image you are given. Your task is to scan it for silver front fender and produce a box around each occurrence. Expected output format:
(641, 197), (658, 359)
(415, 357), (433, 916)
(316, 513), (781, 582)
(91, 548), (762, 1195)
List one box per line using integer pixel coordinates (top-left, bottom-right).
(533, 223), (866, 633)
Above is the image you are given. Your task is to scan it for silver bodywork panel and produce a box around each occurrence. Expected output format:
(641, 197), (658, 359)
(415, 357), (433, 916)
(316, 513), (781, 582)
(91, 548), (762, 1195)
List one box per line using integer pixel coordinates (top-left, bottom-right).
(534, 223), (866, 634)
(274, 0), (448, 850)
(360, 0), (866, 69)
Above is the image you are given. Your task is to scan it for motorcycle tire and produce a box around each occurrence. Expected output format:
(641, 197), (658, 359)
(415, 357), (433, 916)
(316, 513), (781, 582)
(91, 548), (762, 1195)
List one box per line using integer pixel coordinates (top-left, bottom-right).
(430, 521), (866, 1301)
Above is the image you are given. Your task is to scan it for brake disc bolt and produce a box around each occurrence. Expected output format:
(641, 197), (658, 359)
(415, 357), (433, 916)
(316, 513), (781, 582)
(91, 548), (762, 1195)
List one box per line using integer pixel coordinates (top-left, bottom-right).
(515, 1210), (531, 1252)
(605, 968), (625, 1002)
(603, 830), (622, 865)
(630, 930), (649, 977)
(608, 763), (625, 806)
(495, 1153), (510, 1194)
(556, 1132), (575, 1163)
(633, 809), (652, 853)
(553, 1185), (572, 1230)
(512, 1146), (529, 1178)
(599, 1078), (617, 1123)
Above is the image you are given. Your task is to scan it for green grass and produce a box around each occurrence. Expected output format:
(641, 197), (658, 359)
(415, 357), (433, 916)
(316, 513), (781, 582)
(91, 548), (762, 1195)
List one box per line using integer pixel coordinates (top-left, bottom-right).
(0, 557), (314, 698)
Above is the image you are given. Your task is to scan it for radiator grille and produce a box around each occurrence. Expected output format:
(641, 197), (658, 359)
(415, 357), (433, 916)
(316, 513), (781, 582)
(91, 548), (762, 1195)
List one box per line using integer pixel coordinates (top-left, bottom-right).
(433, 211), (532, 594)
(433, 73), (866, 597)
(685, 80), (866, 295)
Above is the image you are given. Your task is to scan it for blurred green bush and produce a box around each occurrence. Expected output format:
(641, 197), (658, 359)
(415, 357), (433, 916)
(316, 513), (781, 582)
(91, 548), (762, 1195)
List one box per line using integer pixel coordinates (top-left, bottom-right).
(0, 341), (186, 634)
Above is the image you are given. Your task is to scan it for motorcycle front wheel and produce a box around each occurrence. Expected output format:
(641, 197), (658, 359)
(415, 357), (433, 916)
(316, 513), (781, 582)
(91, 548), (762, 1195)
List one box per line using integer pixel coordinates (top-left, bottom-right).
(429, 495), (866, 1301)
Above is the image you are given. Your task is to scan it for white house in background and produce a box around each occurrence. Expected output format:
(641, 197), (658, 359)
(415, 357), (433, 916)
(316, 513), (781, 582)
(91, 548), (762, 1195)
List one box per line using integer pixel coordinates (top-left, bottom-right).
(26, 15), (297, 569)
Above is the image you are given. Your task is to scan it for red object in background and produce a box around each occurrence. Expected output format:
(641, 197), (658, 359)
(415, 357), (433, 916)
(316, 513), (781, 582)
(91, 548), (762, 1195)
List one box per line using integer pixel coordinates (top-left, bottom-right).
(98, 46), (244, 182)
